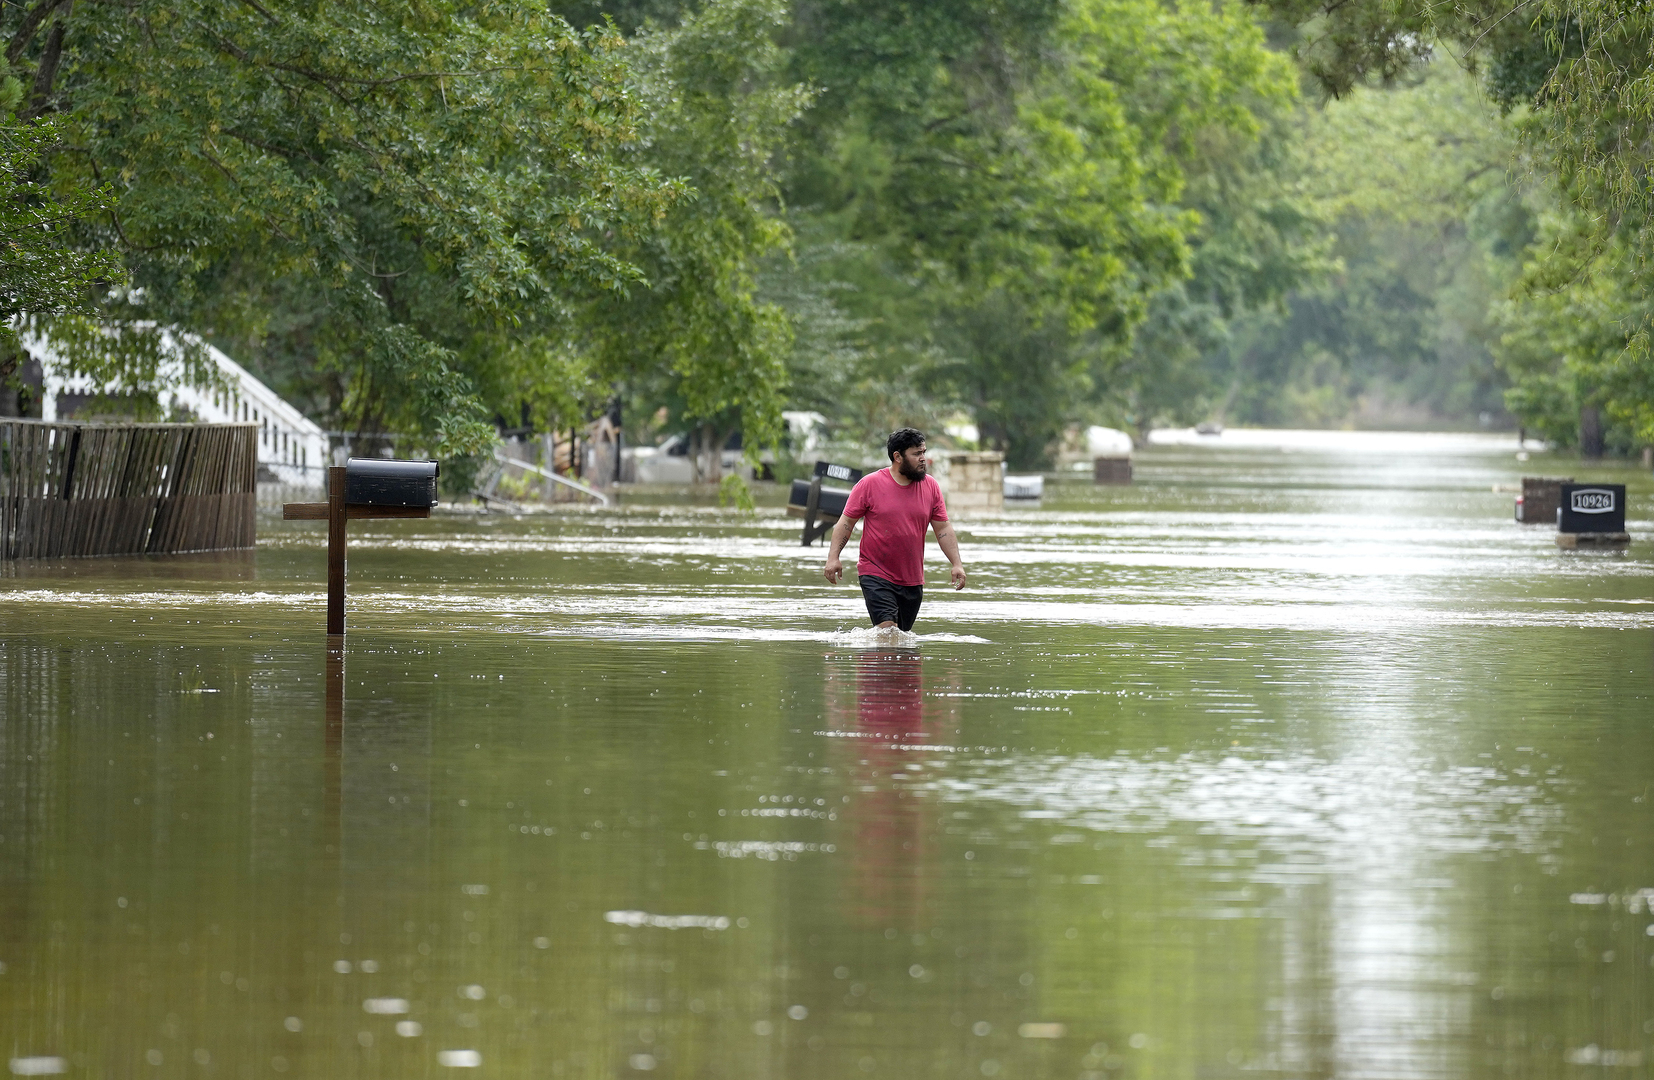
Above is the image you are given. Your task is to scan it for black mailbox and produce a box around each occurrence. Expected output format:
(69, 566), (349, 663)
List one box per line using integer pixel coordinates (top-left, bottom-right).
(787, 461), (866, 546)
(1559, 483), (1625, 533)
(344, 457), (440, 508)
(789, 478), (851, 518)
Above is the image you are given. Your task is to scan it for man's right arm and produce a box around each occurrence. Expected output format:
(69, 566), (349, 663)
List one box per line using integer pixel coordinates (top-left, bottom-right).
(823, 516), (857, 584)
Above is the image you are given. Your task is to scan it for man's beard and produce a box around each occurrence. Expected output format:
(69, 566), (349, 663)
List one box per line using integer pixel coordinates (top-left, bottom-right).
(897, 457), (926, 480)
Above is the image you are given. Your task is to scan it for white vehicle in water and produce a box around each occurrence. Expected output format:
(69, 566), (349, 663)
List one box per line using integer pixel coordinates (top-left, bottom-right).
(623, 431), (734, 484)
(622, 411), (828, 484)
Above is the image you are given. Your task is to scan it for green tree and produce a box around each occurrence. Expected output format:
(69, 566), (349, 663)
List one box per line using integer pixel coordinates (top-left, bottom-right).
(781, 0), (1305, 466)
(6, 0), (683, 460)
(0, 118), (120, 342)
(0, 63), (123, 412)
(1203, 60), (1530, 429)
(1254, 0), (1654, 227)
(592, 0), (808, 481)
(1493, 208), (1653, 453)
(1251, 0), (1654, 450)
(1111, 107), (1329, 438)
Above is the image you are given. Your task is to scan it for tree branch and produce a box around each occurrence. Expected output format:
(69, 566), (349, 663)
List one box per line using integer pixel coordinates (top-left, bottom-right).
(206, 30), (522, 94)
(20, 17), (64, 120)
(1466, 0), (1538, 53)
(237, 0), (277, 24)
(223, 126), (323, 167)
(5, 0), (69, 66)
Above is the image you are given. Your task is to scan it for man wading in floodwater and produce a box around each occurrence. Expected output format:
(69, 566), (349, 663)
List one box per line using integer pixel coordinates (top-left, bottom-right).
(823, 428), (967, 631)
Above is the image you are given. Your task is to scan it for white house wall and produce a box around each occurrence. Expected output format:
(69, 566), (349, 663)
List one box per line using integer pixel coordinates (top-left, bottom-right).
(22, 328), (329, 488)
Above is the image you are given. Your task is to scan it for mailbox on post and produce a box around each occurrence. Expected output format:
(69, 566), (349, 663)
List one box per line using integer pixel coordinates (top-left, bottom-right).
(1556, 482), (1629, 548)
(786, 460), (863, 546)
(284, 459), (440, 636)
(344, 458), (439, 508)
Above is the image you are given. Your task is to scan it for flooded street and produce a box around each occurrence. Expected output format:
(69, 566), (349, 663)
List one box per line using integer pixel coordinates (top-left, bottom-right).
(3, 430), (1653, 1079)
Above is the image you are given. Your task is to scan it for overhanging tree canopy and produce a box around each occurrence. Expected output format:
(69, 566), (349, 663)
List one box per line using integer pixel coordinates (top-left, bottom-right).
(6, 0), (697, 454)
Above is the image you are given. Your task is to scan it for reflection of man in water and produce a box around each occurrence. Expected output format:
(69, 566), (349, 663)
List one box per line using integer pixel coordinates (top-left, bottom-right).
(822, 428), (966, 631)
(840, 650), (928, 926)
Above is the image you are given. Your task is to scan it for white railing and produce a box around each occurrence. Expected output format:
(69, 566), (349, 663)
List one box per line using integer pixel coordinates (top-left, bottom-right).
(493, 451), (609, 505)
(23, 327), (329, 488)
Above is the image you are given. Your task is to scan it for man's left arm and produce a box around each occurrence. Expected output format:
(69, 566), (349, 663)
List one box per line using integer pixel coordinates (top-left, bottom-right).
(932, 520), (966, 590)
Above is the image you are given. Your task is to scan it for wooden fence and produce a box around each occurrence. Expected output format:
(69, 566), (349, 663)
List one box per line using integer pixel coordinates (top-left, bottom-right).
(1, 420), (257, 560)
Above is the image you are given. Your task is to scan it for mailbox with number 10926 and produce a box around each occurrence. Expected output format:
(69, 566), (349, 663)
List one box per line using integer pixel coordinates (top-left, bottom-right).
(1558, 483), (1625, 533)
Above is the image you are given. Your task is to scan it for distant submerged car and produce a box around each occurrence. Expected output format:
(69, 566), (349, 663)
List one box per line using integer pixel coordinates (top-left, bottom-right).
(621, 411), (828, 484)
(1195, 421), (1224, 435)
(1085, 426), (1134, 456)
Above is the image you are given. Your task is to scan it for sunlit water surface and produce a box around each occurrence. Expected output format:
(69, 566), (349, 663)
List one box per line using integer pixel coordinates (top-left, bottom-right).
(2, 430), (1652, 1079)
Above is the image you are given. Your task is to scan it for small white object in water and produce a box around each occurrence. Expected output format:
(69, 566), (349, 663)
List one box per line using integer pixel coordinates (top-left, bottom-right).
(333, 960), (351, 974)
(8, 1059), (67, 1076)
(396, 1022), (422, 1038)
(1018, 1023), (1066, 1039)
(438, 1050), (481, 1068)
(1003, 475), (1043, 499)
(604, 910), (730, 930)
(363, 998), (409, 1014)
(1086, 426), (1133, 456)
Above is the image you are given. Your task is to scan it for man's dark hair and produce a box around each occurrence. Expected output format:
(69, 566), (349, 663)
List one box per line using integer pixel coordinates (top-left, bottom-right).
(886, 427), (926, 461)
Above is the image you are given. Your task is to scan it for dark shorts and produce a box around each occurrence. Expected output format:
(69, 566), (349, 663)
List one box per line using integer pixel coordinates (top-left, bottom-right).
(859, 574), (923, 631)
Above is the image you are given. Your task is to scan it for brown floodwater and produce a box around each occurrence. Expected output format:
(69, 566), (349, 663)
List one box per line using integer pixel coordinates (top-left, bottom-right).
(2, 429), (1652, 1079)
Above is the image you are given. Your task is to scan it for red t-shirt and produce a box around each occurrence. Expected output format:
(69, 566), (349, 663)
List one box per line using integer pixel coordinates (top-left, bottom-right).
(842, 468), (949, 587)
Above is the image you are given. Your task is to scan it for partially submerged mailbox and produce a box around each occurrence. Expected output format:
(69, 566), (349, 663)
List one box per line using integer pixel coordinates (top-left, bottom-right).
(1515, 475), (1572, 524)
(1556, 482), (1629, 548)
(787, 461), (863, 546)
(344, 458), (439, 508)
(285, 459), (440, 636)
(1093, 456), (1132, 485)
(788, 478), (851, 518)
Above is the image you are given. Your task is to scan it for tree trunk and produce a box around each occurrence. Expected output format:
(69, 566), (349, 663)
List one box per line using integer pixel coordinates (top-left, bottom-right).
(701, 423), (724, 484)
(608, 396), (623, 484)
(1579, 405), (1605, 459)
(22, 17), (64, 120)
(6, 0), (69, 67)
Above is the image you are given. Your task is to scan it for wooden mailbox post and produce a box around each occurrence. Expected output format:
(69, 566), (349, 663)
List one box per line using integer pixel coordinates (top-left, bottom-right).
(284, 459), (439, 636)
